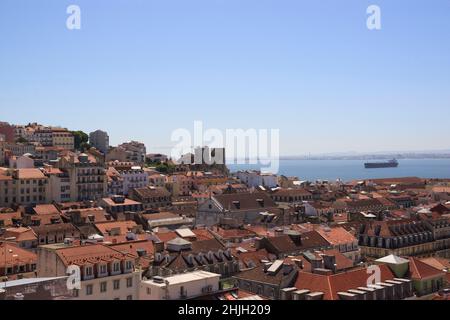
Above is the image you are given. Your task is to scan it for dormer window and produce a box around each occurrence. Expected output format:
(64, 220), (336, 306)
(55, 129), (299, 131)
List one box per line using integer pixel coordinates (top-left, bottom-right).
(100, 264), (107, 274)
(85, 266), (93, 277)
(113, 262), (120, 272)
(125, 261), (133, 270)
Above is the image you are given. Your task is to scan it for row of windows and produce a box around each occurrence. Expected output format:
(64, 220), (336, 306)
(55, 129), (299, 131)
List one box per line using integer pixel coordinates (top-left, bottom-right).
(2, 195), (46, 204)
(20, 188), (44, 194)
(20, 179), (46, 185)
(81, 277), (134, 296)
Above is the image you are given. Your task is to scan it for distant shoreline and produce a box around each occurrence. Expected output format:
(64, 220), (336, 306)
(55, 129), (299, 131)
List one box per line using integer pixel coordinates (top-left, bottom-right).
(226, 155), (450, 161)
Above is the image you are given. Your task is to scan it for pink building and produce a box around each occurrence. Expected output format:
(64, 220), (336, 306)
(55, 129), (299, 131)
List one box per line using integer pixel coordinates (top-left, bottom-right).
(0, 122), (15, 142)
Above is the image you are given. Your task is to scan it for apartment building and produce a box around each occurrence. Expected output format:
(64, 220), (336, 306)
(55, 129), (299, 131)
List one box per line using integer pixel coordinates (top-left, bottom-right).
(0, 242), (37, 280)
(56, 152), (107, 201)
(115, 166), (148, 196)
(356, 218), (450, 258)
(236, 171), (278, 188)
(98, 195), (143, 218)
(51, 129), (74, 150)
(1, 142), (36, 157)
(89, 130), (110, 154)
(140, 271), (220, 300)
(42, 165), (71, 203)
(37, 242), (141, 300)
(196, 192), (279, 227)
(0, 168), (49, 207)
(0, 122), (15, 143)
(129, 186), (171, 210)
(117, 141), (146, 164)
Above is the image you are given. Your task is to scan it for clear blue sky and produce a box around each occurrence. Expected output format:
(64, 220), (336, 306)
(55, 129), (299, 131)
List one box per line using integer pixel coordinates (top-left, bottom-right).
(1, 0), (450, 155)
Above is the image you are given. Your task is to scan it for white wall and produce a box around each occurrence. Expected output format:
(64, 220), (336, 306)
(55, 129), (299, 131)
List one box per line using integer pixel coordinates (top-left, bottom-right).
(140, 272), (220, 300)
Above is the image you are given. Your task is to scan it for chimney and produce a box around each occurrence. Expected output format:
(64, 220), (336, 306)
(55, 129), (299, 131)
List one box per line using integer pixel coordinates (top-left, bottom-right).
(256, 198), (265, 207)
(274, 228), (284, 237)
(323, 255), (337, 273)
(313, 268), (333, 276)
(288, 232), (302, 246)
(153, 241), (164, 254)
(292, 259), (304, 270)
(282, 263), (294, 275)
(254, 237), (263, 250)
(109, 227), (121, 236)
(280, 288), (297, 301)
(263, 262), (273, 273)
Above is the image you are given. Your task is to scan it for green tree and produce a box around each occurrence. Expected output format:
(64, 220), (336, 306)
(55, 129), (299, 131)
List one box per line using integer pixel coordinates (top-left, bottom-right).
(80, 142), (92, 152)
(71, 131), (89, 151)
(15, 137), (28, 143)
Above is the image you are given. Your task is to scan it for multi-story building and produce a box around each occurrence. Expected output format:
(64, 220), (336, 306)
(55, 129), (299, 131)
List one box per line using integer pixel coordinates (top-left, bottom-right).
(37, 242), (141, 300)
(0, 168), (14, 207)
(148, 238), (239, 279)
(146, 153), (168, 163)
(166, 174), (192, 197)
(316, 226), (361, 262)
(40, 165), (71, 203)
(196, 192), (279, 227)
(236, 171), (278, 188)
(98, 195), (143, 218)
(106, 167), (124, 195)
(129, 186), (171, 210)
(0, 168), (49, 207)
(51, 129), (74, 150)
(56, 152), (107, 201)
(89, 130), (110, 154)
(356, 218), (450, 258)
(118, 141), (146, 164)
(0, 122), (15, 143)
(27, 127), (74, 150)
(114, 165), (148, 196)
(31, 128), (53, 146)
(106, 147), (131, 163)
(1, 142), (36, 157)
(0, 242), (37, 280)
(0, 144), (5, 166)
(9, 155), (34, 169)
(140, 271), (221, 300)
(270, 188), (314, 204)
(148, 173), (167, 188)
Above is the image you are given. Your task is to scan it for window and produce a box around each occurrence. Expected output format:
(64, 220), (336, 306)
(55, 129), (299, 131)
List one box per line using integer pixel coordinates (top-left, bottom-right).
(113, 262), (120, 272)
(113, 280), (120, 290)
(86, 284), (93, 296)
(127, 295), (133, 301)
(126, 261), (133, 270)
(100, 265), (107, 274)
(100, 282), (107, 293)
(85, 266), (93, 276)
(126, 277), (133, 288)
(147, 287), (151, 295)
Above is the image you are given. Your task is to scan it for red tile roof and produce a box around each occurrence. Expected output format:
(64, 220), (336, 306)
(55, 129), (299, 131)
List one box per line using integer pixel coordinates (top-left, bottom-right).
(409, 257), (446, 280)
(295, 264), (395, 300)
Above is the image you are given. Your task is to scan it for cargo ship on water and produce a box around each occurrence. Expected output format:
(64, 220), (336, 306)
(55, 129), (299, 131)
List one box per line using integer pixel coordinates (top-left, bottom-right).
(364, 159), (399, 169)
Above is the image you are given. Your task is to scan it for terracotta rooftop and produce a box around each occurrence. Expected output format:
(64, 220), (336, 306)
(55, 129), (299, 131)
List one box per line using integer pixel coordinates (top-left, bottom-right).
(213, 192), (277, 211)
(409, 257), (446, 280)
(56, 243), (133, 267)
(0, 243), (37, 267)
(316, 226), (356, 246)
(16, 168), (46, 180)
(295, 264), (395, 300)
